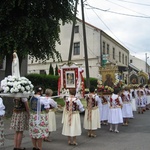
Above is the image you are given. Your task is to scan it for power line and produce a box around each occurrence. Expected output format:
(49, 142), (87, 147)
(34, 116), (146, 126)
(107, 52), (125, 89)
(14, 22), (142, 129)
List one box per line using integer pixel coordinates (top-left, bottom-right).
(105, 0), (150, 17)
(85, 4), (150, 18)
(111, 0), (150, 6)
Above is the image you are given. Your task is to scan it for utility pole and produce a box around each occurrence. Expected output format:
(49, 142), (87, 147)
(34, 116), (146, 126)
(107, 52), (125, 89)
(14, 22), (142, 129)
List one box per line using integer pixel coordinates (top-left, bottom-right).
(146, 53), (149, 73)
(68, 0), (79, 61)
(81, 0), (90, 88)
(68, 0), (90, 88)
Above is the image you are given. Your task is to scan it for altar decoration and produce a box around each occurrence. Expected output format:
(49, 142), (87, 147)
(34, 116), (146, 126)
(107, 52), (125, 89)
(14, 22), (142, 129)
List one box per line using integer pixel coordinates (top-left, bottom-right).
(0, 75), (34, 98)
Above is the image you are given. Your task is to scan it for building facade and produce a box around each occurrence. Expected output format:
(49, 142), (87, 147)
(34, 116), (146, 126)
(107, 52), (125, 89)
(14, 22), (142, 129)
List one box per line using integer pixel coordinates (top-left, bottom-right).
(28, 19), (129, 80)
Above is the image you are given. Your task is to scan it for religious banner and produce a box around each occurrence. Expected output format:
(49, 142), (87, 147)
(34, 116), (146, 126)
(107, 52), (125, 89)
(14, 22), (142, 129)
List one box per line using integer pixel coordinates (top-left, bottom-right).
(58, 62), (85, 98)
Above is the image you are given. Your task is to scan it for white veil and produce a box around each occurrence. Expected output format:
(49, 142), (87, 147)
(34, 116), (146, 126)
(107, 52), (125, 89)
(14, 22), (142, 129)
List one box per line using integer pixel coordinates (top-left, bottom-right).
(12, 52), (20, 78)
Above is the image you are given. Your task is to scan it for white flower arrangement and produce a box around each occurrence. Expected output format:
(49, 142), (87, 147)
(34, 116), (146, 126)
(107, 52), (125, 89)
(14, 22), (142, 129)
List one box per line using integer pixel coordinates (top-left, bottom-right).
(1, 75), (34, 95)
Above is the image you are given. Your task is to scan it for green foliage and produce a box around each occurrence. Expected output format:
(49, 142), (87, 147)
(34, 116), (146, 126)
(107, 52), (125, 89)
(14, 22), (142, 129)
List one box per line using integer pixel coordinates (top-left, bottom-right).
(55, 64), (59, 76)
(26, 74), (97, 96)
(49, 63), (54, 75)
(26, 73), (59, 92)
(0, 0), (75, 75)
(84, 77), (97, 88)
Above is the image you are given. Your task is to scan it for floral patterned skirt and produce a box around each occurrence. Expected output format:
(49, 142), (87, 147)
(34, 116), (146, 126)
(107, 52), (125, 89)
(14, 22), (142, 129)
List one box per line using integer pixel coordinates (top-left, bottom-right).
(10, 111), (29, 131)
(29, 113), (49, 139)
(0, 116), (4, 146)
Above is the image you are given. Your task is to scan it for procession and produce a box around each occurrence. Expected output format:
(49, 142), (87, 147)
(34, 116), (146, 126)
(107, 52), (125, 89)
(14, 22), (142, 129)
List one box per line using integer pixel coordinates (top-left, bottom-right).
(0, 52), (150, 150)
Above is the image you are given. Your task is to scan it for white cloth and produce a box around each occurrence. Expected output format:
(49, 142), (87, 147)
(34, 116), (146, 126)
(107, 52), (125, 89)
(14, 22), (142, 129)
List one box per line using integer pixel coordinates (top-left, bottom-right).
(84, 94), (101, 130)
(121, 91), (133, 118)
(0, 98), (5, 116)
(62, 96), (84, 136)
(108, 94), (123, 124)
(12, 52), (20, 78)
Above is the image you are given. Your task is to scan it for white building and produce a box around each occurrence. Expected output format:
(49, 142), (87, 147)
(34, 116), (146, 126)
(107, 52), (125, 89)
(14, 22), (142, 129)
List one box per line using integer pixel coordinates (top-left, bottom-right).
(28, 18), (130, 79)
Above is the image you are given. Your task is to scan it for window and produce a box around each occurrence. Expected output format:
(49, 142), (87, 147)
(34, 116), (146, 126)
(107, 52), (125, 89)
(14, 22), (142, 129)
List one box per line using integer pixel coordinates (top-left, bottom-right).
(107, 44), (109, 54)
(126, 56), (128, 65)
(73, 42), (80, 55)
(119, 52), (121, 62)
(74, 26), (79, 33)
(122, 54), (124, 64)
(130, 59), (132, 64)
(113, 47), (115, 59)
(103, 41), (105, 54)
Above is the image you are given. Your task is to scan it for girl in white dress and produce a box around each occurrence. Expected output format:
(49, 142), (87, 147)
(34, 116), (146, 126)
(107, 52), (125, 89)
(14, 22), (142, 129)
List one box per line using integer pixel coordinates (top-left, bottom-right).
(121, 87), (133, 125)
(108, 88), (123, 133)
(62, 89), (84, 145)
(43, 89), (57, 142)
(100, 95), (109, 125)
(84, 86), (101, 137)
(136, 90), (146, 114)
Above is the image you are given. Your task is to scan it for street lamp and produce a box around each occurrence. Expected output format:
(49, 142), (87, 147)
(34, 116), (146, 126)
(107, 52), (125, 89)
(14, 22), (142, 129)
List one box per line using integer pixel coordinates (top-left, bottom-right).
(146, 53), (149, 72)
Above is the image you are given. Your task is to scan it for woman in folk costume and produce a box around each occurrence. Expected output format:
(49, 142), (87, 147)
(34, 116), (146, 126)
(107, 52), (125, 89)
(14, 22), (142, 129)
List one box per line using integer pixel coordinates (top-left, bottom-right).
(62, 88), (84, 145)
(84, 86), (101, 137)
(100, 95), (109, 125)
(0, 97), (5, 147)
(29, 86), (49, 150)
(121, 87), (133, 126)
(130, 86), (137, 112)
(136, 90), (146, 114)
(138, 84), (147, 111)
(10, 96), (30, 150)
(144, 85), (150, 110)
(43, 89), (57, 142)
(108, 88), (123, 133)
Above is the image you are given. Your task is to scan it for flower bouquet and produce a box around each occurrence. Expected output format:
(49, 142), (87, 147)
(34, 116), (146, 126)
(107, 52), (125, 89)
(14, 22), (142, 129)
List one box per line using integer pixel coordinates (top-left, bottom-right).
(97, 80), (114, 95)
(0, 75), (34, 98)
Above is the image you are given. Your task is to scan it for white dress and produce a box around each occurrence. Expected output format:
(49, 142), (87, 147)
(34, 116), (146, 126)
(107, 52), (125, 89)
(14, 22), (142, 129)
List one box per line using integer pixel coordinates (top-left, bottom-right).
(62, 97), (84, 136)
(101, 95), (109, 121)
(108, 94), (123, 124)
(47, 97), (57, 132)
(121, 91), (133, 118)
(84, 94), (101, 130)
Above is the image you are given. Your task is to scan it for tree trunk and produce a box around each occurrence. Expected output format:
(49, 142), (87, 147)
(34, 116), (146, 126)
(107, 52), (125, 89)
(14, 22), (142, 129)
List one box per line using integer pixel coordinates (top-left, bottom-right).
(5, 53), (12, 77)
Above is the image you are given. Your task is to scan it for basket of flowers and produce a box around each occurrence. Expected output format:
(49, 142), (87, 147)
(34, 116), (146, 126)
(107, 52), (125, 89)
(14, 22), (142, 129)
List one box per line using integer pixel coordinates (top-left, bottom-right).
(0, 75), (34, 98)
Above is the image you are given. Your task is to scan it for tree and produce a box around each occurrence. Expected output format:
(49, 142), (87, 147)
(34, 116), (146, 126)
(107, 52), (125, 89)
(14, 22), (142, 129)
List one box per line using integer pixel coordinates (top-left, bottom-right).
(0, 0), (75, 76)
(55, 64), (58, 76)
(49, 63), (54, 75)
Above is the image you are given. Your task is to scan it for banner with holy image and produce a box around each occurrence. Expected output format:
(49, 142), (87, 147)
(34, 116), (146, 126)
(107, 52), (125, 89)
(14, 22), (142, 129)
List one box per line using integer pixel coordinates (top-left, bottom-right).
(57, 62), (85, 98)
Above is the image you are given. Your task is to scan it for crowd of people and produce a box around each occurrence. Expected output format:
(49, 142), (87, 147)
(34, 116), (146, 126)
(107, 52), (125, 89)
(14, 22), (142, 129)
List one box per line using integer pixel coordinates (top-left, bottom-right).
(0, 84), (150, 150)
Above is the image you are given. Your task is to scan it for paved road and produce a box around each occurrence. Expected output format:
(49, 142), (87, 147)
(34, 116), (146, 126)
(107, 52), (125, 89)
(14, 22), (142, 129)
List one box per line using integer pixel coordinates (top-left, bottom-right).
(1, 110), (150, 150)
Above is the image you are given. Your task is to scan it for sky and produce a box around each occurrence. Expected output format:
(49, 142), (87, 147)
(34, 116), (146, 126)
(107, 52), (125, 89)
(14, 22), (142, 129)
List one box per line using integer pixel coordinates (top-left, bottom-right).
(76, 0), (150, 65)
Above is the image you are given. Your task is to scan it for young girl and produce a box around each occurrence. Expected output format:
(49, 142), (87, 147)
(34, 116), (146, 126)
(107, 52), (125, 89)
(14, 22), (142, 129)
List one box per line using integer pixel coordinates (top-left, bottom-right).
(62, 89), (84, 145)
(84, 86), (101, 137)
(108, 88), (123, 133)
(43, 89), (57, 142)
(136, 90), (146, 114)
(121, 87), (133, 125)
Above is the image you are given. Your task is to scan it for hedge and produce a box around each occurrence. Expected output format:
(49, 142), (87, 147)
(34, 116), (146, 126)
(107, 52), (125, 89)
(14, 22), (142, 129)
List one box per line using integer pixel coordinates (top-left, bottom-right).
(26, 74), (97, 95)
